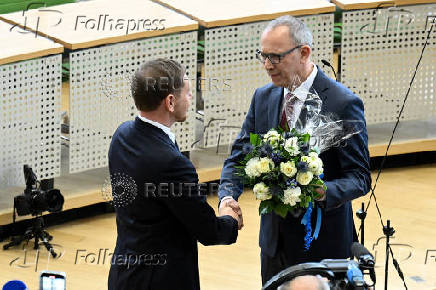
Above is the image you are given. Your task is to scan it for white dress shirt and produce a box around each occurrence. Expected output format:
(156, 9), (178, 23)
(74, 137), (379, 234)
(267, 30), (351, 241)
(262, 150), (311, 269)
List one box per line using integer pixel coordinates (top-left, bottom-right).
(137, 113), (176, 144)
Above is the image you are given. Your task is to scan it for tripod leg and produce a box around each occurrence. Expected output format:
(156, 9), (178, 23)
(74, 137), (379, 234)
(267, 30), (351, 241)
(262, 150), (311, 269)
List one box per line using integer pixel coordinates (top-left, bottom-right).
(42, 230), (53, 242)
(38, 230), (57, 258)
(3, 231), (33, 250)
(4, 216), (58, 258)
(40, 239), (57, 258)
(34, 235), (40, 250)
(3, 237), (26, 250)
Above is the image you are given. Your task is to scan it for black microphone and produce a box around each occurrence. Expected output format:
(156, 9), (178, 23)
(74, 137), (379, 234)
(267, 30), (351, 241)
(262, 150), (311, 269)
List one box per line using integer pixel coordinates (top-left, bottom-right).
(321, 59), (337, 81)
(351, 242), (374, 265)
(351, 242), (376, 284)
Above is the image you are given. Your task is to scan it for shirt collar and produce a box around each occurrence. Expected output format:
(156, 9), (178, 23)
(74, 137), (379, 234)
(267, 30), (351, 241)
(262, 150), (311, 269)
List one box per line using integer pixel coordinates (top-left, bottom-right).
(137, 113), (176, 144)
(284, 63), (317, 101)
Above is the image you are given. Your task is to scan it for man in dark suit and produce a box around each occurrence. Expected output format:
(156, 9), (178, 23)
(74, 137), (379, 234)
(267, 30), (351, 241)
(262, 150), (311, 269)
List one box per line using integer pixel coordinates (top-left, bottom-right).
(218, 16), (372, 285)
(108, 59), (241, 290)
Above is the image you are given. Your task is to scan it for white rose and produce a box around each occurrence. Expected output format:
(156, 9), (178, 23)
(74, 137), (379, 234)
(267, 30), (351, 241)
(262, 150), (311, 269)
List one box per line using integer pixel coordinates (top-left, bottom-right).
(311, 160), (323, 176)
(253, 182), (272, 201)
(314, 158), (324, 170)
(263, 129), (280, 140)
(263, 129), (282, 148)
(280, 161), (297, 178)
(314, 164), (324, 176)
(301, 155), (311, 164)
(302, 155), (324, 176)
(284, 137), (300, 156)
(258, 157), (274, 173)
(308, 158), (319, 171)
(282, 186), (302, 206)
(296, 171), (313, 185)
(245, 157), (261, 178)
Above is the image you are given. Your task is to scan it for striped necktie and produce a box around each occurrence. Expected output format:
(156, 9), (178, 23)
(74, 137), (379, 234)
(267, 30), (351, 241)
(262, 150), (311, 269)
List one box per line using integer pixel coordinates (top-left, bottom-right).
(279, 92), (299, 130)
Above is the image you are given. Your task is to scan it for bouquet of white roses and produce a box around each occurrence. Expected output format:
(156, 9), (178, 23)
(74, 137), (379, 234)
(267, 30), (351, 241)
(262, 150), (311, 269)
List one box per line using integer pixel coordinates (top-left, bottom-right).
(236, 128), (326, 218)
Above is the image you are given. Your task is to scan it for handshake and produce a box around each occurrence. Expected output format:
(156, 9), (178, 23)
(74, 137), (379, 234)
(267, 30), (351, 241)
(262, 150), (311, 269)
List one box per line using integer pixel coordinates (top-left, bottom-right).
(218, 197), (244, 230)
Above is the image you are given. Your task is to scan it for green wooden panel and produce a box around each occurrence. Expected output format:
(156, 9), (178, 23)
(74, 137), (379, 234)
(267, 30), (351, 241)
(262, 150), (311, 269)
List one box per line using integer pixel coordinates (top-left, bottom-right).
(0, 0), (74, 14)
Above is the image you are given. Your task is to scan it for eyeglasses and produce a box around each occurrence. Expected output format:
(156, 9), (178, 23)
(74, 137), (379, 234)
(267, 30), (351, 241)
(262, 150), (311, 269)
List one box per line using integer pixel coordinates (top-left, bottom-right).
(256, 45), (303, 64)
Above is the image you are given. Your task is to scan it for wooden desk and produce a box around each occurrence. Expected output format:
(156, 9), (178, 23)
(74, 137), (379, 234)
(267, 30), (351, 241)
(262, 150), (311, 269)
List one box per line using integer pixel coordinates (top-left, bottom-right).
(0, 0), (198, 50)
(0, 20), (63, 65)
(154, 0), (335, 28)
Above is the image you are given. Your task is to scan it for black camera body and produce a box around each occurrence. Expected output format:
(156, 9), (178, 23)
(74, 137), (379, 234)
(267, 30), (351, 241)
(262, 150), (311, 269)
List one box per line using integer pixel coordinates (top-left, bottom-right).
(13, 165), (64, 216)
(14, 188), (63, 216)
(262, 243), (376, 290)
(320, 259), (368, 290)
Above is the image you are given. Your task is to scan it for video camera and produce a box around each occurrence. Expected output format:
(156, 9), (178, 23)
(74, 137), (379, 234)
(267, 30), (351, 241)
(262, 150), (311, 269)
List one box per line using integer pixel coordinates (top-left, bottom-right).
(14, 165), (64, 216)
(262, 243), (376, 290)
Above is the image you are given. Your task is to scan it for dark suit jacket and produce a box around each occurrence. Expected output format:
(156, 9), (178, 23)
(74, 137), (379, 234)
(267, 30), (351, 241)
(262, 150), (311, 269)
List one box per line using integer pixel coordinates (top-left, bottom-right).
(108, 118), (238, 290)
(219, 68), (371, 264)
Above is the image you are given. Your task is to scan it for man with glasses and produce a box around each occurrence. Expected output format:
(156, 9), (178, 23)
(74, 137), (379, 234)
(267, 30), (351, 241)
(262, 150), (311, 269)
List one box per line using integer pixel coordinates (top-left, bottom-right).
(218, 15), (371, 285)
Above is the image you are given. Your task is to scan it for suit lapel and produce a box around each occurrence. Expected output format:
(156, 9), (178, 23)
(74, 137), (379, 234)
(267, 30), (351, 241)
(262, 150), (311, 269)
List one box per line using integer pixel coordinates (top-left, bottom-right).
(311, 67), (330, 103)
(268, 86), (284, 129)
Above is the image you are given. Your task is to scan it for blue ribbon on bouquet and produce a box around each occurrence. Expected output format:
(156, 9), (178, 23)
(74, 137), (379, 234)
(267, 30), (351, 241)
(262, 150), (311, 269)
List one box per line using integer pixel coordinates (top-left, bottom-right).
(301, 201), (322, 251)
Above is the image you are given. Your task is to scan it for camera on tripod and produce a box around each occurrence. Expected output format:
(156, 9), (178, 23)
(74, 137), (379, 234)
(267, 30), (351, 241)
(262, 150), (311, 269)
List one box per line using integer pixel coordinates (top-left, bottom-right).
(263, 243), (376, 290)
(14, 165), (64, 216)
(3, 165), (65, 258)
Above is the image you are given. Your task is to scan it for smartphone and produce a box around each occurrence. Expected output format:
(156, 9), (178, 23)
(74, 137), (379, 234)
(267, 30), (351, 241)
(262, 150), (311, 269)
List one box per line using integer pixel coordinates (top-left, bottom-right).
(39, 271), (66, 290)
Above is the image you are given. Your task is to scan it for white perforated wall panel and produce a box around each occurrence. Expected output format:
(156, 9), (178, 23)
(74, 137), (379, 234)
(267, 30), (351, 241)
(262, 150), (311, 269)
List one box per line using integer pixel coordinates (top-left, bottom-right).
(203, 14), (334, 147)
(341, 4), (436, 124)
(69, 32), (197, 173)
(0, 55), (62, 188)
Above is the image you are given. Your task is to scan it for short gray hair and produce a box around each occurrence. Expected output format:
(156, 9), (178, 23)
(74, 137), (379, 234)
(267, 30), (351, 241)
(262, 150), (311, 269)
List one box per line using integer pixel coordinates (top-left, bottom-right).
(264, 15), (313, 48)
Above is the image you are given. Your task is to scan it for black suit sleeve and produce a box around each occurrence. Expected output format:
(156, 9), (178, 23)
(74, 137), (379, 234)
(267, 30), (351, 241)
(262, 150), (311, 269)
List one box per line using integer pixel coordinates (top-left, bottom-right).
(159, 155), (238, 246)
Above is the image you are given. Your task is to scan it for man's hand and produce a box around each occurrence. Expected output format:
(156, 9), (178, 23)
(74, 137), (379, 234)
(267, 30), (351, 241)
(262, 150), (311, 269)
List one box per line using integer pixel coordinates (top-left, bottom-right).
(219, 197), (244, 230)
(219, 205), (243, 230)
(315, 188), (326, 201)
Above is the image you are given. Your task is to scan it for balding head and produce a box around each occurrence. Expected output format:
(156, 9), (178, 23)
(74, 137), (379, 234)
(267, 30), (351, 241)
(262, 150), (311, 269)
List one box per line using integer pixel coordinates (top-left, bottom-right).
(278, 275), (330, 290)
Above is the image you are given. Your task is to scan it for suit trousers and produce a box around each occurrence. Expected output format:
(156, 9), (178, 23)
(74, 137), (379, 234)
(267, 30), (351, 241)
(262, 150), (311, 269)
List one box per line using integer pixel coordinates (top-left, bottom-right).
(261, 238), (289, 286)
